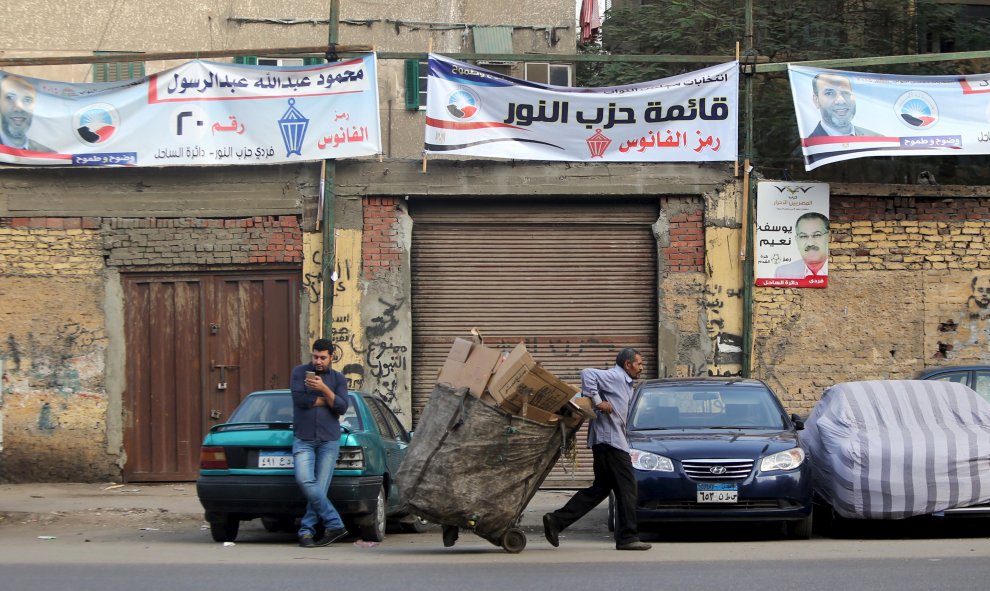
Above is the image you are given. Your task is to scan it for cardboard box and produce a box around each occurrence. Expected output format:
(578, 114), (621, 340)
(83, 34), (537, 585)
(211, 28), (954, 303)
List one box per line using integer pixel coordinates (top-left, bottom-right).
(436, 337), (503, 397)
(488, 343), (580, 413)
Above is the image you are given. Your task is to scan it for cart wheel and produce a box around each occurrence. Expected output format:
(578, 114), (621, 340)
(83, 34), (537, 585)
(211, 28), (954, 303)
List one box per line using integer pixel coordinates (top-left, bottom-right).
(442, 524), (459, 547)
(500, 528), (527, 553)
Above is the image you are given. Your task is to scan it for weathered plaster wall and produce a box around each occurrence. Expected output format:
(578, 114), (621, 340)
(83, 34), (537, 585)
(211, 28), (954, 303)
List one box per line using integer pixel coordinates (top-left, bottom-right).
(360, 197), (413, 427)
(704, 182), (744, 377)
(656, 195), (709, 378)
(753, 191), (990, 415)
(0, 220), (114, 481)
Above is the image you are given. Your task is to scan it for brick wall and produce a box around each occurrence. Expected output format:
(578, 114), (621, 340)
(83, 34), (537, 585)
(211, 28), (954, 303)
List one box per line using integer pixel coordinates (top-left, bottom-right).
(103, 216), (302, 266)
(661, 196), (704, 272)
(362, 197), (403, 279)
(753, 195), (990, 414)
(0, 217), (103, 276)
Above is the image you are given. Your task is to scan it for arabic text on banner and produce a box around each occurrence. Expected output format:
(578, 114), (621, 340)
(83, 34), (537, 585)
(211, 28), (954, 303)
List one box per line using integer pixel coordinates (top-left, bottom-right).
(789, 64), (990, 171)
(0, 55), (381, 167)
(755, 181), (830, 289)
(424, 54), (738, 162)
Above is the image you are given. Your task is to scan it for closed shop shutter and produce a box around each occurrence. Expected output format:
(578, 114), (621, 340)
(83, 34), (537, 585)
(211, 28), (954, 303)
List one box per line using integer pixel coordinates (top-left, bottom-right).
(410, 198), (659, 487)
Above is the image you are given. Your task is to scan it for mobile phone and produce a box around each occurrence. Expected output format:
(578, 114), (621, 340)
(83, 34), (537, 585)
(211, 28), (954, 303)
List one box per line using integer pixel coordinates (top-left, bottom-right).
(305, 371), (316, 379)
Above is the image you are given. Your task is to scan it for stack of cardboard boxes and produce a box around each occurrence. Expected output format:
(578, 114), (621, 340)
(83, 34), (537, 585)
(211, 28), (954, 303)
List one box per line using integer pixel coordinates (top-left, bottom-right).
(437, 337), (594, 428)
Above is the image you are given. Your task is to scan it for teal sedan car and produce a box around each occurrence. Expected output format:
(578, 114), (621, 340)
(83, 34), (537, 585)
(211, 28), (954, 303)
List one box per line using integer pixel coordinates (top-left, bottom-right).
(196, 389), (425, 543)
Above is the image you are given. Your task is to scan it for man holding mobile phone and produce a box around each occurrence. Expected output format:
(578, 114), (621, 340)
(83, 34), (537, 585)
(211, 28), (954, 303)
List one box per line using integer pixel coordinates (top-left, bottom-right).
(290, 338), (350, 548)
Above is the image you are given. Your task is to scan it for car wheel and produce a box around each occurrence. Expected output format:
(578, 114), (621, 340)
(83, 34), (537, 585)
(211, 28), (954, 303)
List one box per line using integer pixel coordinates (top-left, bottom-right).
(209, 516), (239, 542)
(785, 512), (813, 540)
(359, 485), (387, 542)
(400, 515), (433, 533)
(607, 492), (615, 532)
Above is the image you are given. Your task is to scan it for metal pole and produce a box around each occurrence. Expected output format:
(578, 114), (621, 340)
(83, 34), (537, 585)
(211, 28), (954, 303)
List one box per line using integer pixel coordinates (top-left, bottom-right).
(321, 0), (339, 341)
(741, 0), (755, 378)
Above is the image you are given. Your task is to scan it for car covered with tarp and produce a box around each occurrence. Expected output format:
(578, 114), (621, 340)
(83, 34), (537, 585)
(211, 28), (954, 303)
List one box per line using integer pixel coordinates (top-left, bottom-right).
(802, 380), (990, 520)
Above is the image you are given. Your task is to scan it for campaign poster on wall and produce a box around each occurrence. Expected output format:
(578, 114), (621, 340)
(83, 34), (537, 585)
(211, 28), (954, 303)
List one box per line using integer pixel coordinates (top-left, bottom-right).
(755, 181), (830, 289)
(0, 54), (381, 167)
(789, 64), (990, 170)
(424, 54), (738, 162)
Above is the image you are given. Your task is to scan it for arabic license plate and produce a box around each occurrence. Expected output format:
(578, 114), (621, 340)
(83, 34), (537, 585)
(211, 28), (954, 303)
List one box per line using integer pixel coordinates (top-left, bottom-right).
(696, 482), (738, 503)
(258, 451), (294, 468)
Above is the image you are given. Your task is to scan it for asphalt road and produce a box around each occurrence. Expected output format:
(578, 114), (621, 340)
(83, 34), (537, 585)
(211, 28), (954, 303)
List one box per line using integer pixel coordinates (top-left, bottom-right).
(1, 483), (989, 590)
(0, 556), (988, 591)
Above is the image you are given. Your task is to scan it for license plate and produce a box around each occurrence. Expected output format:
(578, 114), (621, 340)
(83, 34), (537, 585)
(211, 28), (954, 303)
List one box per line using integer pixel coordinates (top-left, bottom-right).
(258, 451), (293, 468)
(696, 482), (738, 503)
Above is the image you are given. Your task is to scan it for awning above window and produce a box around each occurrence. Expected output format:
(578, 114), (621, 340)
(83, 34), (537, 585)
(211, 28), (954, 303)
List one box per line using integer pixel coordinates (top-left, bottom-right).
(472, 26), (513, 54)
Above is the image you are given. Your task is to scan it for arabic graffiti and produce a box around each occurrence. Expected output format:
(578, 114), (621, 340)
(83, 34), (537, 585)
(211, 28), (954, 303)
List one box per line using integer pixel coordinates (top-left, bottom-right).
(364, 297), (409, 417)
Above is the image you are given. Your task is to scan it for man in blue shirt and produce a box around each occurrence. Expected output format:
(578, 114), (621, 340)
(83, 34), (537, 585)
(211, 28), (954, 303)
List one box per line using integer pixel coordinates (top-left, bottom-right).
(543, 348), (652, 551)
(291, 338), (350, 548)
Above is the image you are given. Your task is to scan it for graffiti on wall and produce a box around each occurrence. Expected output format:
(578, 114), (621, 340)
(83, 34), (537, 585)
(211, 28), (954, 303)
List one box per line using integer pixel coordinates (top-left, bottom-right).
(935, 273), (990, 360)
(4, 323), (106, 396)
(704, 226), (745, 377)
(364, 297), (408, 414)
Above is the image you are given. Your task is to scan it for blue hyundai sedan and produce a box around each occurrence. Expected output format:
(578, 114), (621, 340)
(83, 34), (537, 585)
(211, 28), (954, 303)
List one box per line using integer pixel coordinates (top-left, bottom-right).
(615, 378), (813, 539)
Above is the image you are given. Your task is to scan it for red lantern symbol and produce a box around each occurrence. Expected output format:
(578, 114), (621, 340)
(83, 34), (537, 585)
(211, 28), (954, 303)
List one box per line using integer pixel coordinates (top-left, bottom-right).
(586, 128), (611, 158)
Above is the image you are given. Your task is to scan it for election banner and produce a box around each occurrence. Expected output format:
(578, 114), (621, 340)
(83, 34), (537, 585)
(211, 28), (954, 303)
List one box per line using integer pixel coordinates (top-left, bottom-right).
(790, 64), (990, 170)
(755, 181), (830, 289)
(424, 54), (738, 162)
(0, 55), (381, 167)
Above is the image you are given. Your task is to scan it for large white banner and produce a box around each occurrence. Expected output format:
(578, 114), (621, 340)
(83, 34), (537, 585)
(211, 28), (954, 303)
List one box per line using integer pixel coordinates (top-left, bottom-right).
(790, 65), (990, 170)
(755, 181), (830, 289)
(424, 54), (738, 162)
(0, 55), (381, 166)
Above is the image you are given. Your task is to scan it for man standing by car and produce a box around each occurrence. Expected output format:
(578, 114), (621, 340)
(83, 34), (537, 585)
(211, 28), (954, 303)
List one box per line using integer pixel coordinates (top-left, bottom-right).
(543, 348), (652, 551)
(291, 338), (350, 548)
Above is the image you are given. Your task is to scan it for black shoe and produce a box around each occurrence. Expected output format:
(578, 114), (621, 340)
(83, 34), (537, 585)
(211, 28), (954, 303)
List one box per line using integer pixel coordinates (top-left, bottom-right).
(616, 540), (652, 551)
(543, 513), (560, 548)
(298, 533), (317, 548)
(316, 527), (348, 546)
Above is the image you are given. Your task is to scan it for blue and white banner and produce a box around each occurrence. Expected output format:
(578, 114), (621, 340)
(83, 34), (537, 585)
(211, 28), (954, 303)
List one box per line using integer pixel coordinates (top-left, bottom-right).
(424, 54), (738, 162)
(0, 55), (381, 166)
(789, 64), (990, 170)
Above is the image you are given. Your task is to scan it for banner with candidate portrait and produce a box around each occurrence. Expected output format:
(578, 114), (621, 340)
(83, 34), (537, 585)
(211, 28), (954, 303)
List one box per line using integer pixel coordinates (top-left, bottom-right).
(789, 64), (990, 171)
(0, 55), (381, 167)
(755, 181), (830, 289)
(424, 54), (738, 162)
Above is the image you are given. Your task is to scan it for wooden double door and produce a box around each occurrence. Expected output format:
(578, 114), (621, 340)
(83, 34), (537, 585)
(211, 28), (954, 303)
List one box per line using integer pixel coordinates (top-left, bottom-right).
(123, 270), (300, 481)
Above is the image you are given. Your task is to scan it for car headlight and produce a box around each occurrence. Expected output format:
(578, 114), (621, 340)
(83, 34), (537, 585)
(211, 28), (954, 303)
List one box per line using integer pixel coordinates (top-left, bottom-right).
(630, 449), (674, 472)
(759, 448), (805, 472)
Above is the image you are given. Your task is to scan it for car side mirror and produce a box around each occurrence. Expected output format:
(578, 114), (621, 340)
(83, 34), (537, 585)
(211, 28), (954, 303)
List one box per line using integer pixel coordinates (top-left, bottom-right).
(790, 413), (805, 430)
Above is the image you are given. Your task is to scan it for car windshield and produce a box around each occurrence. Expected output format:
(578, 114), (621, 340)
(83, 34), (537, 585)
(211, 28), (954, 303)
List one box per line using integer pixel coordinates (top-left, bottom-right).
(228, 392), (362, 431)
(630, 384), (785, 430)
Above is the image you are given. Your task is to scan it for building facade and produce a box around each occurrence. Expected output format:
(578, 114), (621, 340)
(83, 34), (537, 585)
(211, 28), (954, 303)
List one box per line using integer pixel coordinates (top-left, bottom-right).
(1, 1), (987, 483)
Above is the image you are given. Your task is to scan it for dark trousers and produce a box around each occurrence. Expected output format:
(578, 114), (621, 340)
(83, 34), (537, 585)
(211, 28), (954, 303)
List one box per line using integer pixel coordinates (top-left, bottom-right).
(550, 443), (640, 544)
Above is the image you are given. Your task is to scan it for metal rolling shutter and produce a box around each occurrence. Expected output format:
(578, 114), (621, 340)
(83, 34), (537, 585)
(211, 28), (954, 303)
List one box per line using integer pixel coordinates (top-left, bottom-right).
(410, 198), (659, 488)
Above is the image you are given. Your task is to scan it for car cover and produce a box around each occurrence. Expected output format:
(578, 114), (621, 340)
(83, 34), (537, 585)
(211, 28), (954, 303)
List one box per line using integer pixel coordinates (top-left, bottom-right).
(396, 383), (578, 543)
(802, 380), (990, 519)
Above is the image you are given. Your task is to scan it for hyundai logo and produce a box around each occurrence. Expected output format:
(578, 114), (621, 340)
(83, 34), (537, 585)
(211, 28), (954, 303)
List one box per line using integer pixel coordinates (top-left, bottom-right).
(709, 466), (727, 475)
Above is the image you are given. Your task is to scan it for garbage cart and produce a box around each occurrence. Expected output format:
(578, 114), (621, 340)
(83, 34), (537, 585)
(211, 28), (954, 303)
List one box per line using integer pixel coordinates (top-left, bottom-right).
(396, 383), (584, 553)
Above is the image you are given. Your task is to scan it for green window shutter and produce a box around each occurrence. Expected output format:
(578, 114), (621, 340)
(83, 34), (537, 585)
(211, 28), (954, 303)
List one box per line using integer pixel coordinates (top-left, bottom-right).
(92, 51), (146, 82)
(304, 57), (325, 65)
(405, 59), (421, 110)
(234, 56), (258, 65)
